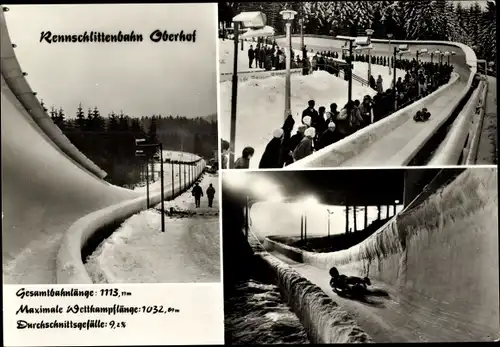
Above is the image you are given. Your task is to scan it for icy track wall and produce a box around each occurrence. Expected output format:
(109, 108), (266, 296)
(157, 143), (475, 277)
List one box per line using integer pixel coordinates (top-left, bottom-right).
(280, 34), (478, 168)
(268, 168), (499, 333)
(57, 159), (205, 284)
(259, 253), (373, 344)
(0, 8), (106, 179)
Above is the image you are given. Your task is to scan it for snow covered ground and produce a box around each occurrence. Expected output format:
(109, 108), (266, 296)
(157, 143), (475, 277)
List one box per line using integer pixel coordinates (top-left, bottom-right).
(219, 39), (405, 168)
(85, 172), (220, 283)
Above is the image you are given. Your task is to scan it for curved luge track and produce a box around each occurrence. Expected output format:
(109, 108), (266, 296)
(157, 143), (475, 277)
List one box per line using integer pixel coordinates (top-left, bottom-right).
(276, 36), (472, 167)
(1, 7), (199, 284)
(254, 168), (498, 342)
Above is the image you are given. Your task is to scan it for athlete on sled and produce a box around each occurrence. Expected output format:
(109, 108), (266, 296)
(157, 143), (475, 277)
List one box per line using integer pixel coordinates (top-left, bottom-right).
(329, 267), (371, 297)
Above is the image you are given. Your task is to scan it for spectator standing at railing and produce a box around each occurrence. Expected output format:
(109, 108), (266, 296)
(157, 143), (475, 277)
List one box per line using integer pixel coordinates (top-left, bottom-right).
(317, 122), (342, 150)
(293, 127), (316, 161)
(350, 100), (364, 131)
(369, 75), (376, 90)
(254, 44), (260, 68)
(325, 103), (339, 124)
(220, 139), (230, 170)
(359, 96), (373, 126)
(248, 45), (255, 68)
(316, 106), (328, 136)
(285, 125), (306, 166)
(302, 100), (319, 125)
(259, 46), (266, 69)
(259, 128), (284, 169)
(376, 75), (384, 94)
(281, 115), (296, 166)
(234, 147), (254, 169)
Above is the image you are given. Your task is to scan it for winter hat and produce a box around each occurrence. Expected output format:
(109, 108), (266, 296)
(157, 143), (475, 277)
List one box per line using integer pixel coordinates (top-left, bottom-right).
(303, 116), (312, 126)
(328, 122), (336, 130)
(304, 127), (316, 138)
(273, 128), (284, 139)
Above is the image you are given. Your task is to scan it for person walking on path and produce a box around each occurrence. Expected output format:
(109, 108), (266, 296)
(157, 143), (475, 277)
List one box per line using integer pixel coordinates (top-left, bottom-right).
(192, 182), (203, 208)
(206, 183), (216, 208)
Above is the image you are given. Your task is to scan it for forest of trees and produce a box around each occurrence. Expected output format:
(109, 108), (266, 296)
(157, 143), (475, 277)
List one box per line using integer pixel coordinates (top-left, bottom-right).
(42, 101), (217, 187)
(219, 0), (496, 63)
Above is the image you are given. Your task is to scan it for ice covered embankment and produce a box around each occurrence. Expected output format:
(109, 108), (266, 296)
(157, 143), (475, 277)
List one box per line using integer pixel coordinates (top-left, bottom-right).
(225, 280), (310, 344)
(258, 253), (373, 344)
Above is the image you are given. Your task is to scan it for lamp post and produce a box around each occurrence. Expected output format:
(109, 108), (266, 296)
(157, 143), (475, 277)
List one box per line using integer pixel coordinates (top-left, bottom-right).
(327, 209), (334, 238)
(366, 29), (374, 82)
(393, 46), (398, 111)
(299, 18), (305, 54)
(387, 33), (393, 75)
(280, 9), (298, 121)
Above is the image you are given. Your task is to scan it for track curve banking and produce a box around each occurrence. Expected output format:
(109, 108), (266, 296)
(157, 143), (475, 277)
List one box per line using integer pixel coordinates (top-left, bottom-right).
(275, 35), (475, 168)
(1, 7), (198, 284)
(258, 168), (498, 342)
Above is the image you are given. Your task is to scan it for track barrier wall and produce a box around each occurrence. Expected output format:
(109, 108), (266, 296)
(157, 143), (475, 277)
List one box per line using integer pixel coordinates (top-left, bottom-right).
(0, 8), (107, 179)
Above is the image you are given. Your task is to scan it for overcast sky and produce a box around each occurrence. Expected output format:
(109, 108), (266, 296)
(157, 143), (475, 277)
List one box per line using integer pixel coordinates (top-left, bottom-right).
(4, 4), (217, 118)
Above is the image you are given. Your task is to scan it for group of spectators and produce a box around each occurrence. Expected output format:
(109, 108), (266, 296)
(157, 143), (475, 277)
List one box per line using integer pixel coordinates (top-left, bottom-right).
(228, 40), (454, 169)
(247, 43), (297, 71)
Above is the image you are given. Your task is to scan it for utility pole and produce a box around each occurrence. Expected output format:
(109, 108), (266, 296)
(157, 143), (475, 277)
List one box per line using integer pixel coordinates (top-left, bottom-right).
(348, 40), (353, 102)
(229, 21), (240, 169)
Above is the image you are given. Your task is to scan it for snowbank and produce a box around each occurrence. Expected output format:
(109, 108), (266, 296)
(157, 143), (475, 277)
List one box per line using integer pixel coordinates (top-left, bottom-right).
(259, 253), (373, 344)
(266, 168), (499, 334)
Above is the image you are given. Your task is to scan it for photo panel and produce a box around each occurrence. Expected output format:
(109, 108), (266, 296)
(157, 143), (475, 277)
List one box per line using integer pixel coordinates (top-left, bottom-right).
(222, 167), (498, 343)
(218, 1), (496, 170)
(2, 3), (222, 345)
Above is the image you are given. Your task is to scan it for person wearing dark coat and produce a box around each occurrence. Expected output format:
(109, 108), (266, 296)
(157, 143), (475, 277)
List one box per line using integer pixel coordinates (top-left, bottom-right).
(283, 125), (306, 166)
(369, 75), (376, 90)
(317, 122), (342, 150)
(302, 100), (319, 124)
(192, 183), (203, 208)
(206, 184), (216, 208)
(248, 45), (255, 68)
(259, 128), (284, 169)
(293, 127), (316, 161)
(281, 115), (296, 166)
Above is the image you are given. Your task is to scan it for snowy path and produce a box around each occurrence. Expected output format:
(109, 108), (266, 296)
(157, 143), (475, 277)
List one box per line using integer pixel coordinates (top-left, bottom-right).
(476, 76), (497, 164)
(85, 173), (220, 283)
(268, 251), (493, 342)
